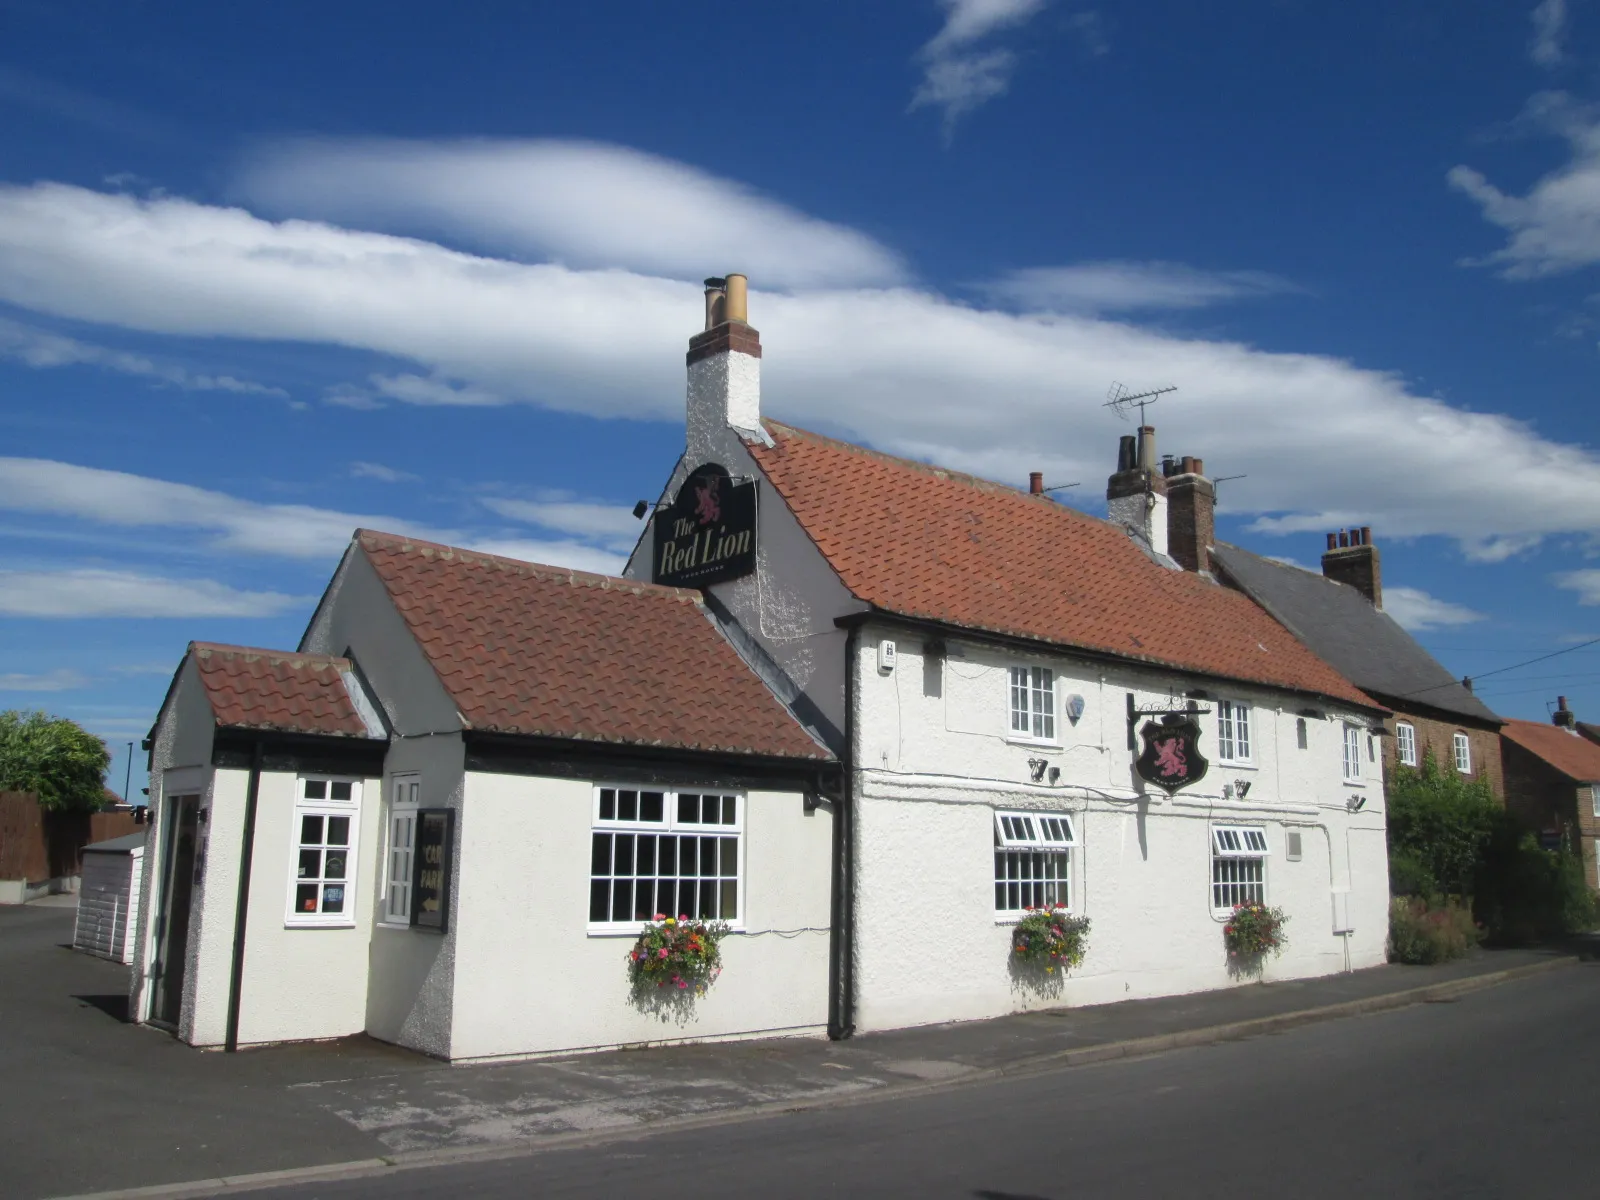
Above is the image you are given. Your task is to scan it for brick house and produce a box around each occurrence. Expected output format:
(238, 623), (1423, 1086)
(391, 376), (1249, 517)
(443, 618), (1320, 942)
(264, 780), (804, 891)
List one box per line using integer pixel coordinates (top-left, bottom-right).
(1501, 698), (1600, 892)
(1208, 533), (1505, 798)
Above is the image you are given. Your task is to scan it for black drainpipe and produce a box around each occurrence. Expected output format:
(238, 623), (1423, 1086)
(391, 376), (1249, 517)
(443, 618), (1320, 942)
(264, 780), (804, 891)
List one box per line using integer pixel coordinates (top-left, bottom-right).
(828, 625), (858, 1040)
(224, 739), (263, 1053)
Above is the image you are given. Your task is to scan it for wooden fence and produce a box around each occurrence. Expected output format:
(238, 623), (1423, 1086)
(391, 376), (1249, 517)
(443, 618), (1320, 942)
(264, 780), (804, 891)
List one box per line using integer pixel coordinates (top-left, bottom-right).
(0, 791), (142, 884)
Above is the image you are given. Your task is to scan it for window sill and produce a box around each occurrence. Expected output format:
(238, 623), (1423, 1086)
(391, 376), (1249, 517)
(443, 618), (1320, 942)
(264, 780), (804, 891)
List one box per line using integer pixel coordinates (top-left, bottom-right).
(1004, 735), (1063, 751)
(994, 911), (1073, 925)
(1216, 759), (1258, 771)
(284, 920), (357, 930)
(587, 924), (747, 938)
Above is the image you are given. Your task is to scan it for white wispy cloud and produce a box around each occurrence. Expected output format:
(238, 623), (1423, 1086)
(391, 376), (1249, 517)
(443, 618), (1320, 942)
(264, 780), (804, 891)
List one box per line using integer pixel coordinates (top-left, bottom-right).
(983, 261), (1298, 313)
(1449, 92), (1600, 278)
(911, 0), (1052, 133)
(480, 496), (643, 551)
(1530, 0), (1567, 68)
(1383, 586), (1486, 632)
(350, 461), (418, 483)
(4, 182), (1600, 560)
(0, 668), (91, 691)
(0, 456), (633, 577)
(0, 317), (286, 397)
(234, 138), (904, 290)
(0, 456), (445, 559)
(1555, 568), (1600, 604)
(0, 569), (305, 618)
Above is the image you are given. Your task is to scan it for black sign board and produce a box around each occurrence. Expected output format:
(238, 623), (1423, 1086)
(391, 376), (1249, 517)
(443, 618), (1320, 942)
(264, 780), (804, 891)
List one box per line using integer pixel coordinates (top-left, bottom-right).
(652, 463), (757, 589)
(411, 808), (454, 932)
(1136, 713), (1210, 795)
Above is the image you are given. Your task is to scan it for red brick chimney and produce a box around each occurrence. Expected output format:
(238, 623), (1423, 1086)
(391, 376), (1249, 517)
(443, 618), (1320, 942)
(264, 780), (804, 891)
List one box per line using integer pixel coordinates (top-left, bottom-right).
(1163, 455), (1214, 573)
(1321, 526), (1382, 608)
(1553, 696), (1576, 729)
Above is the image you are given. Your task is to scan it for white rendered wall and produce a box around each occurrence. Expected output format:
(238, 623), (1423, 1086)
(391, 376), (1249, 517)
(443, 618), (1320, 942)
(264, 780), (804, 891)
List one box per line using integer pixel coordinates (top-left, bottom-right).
(445, 770), (833, 1062)
(230, 770), (380, 1046)
(365, 733), (465, 1059)
(850, 626), (1389, 1033)
(687, 350), (762, 459)
(623, 424), (865, 749)
(1107, 490), (1168, 556)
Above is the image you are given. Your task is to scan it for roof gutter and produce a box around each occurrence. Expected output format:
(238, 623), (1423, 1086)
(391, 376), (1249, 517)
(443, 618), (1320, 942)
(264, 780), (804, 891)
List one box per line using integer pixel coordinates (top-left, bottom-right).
(223, 738), (262, 1053)
(833, 609), (1388, 718)
(828, 623), (858, 1041)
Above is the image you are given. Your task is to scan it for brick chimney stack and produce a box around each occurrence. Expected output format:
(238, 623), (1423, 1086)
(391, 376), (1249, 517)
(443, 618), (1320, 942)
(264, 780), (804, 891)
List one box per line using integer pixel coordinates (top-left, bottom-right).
(1553, 696), (1576, 729)
(686, 273), (762, 462)
(1105, 426), (1168, 555)
(1163, 455), (1215, 573)
(1321, 526), (1382, 608)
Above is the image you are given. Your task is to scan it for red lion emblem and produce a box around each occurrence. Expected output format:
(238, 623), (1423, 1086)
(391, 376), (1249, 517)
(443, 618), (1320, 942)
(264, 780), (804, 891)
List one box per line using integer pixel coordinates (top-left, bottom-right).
(1153, 736), (1187, 778)
(694, 478), (721, 525)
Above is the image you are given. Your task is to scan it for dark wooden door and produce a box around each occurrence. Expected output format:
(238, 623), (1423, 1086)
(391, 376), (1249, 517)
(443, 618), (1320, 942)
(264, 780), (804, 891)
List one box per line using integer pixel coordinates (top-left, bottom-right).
(150, 795), (200, 1028)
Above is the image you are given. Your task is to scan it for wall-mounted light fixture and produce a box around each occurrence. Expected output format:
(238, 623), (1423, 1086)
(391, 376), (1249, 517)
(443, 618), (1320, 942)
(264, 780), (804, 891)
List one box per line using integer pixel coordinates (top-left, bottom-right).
(1347, 795), (1367, 813)
(1234, 779), (1252, 799)
(1028, 758), (1048, 783)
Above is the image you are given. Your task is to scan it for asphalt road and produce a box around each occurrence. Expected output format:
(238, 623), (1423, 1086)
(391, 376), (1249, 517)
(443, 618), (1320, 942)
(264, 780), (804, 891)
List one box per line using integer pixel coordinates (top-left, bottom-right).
(246, 963), (1599, 1200)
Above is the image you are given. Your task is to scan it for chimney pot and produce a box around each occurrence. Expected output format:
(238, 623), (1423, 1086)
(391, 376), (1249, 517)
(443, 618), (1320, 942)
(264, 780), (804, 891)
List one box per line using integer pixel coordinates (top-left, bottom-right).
(724, 273), (749, 324)
(1029, 471), (1044, 495)
(1555, 696), (1576, 728)
(1360, 525), (1373, 546)
(1326, 533), (1337, 550)
(1117, 435), (1137, 473)
(702, 277), (727, 330)
(1138, 425), (1157, 474)
(1340, 530), (1350, 548)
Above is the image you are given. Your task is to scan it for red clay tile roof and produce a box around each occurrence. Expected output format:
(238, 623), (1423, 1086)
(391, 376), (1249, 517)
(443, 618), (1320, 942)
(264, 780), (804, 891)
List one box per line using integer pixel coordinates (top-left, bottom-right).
(191, 643), (377, 738)
(356, 530), (831, 760)
(747, 422), (1376, 709)
(1502, 719), (1600, 782)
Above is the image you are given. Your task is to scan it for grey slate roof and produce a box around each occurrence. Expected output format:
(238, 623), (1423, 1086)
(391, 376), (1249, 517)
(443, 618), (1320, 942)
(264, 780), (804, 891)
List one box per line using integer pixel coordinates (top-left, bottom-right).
(1210, 542), (1501, 725)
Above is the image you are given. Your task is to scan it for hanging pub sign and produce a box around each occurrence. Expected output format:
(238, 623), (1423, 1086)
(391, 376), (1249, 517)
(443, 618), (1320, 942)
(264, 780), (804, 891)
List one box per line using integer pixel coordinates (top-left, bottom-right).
(411, 808), (454, 932)
(652, 463), (757, 589)
(1136, 713), (1210, 795)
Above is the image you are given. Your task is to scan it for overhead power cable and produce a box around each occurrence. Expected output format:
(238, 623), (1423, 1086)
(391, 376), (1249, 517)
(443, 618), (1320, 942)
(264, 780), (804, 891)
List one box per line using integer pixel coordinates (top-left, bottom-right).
(1399, 634), (1600, 699)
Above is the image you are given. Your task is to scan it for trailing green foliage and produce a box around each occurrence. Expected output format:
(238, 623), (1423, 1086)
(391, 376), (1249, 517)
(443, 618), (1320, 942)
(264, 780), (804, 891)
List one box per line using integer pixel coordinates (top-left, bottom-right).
(1223, 903), (1288, 958)
(1387, 896), (1480, 964)
(627, 914), (730, 994)
(1386, 749), (1597, 943)
(0, 710), (111, 812)
(1385, 753), (1498, 898)
(1475, 824), (1598, 943)
(1010, 905), (1090, 972)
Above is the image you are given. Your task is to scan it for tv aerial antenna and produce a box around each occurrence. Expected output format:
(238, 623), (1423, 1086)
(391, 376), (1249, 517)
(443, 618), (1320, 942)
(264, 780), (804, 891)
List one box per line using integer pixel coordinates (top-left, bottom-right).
(1104, 382), (1177, 426)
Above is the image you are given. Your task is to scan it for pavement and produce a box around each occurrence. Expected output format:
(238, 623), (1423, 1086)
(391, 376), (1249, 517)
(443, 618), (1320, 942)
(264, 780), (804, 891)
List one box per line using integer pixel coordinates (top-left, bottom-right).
(0, 901), (1582, 1200)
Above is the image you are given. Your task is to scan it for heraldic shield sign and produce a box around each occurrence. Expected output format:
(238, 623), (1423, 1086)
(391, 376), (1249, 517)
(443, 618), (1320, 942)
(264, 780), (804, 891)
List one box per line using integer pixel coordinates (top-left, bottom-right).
(652, 463), (757, 589)
(1136, 713), (1210, 795)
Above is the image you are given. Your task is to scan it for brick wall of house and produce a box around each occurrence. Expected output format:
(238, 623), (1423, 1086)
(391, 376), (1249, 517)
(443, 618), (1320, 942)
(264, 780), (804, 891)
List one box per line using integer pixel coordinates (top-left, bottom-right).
(1501, 741), (1600, 893)
(1381, 711), (1504, 799)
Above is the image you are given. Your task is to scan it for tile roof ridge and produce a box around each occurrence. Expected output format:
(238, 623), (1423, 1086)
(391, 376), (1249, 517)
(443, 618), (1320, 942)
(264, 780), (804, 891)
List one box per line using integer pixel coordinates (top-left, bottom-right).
(190, 641), (351, 668)
(354, 528), (704, 605)
(759, 420), (1096, 518)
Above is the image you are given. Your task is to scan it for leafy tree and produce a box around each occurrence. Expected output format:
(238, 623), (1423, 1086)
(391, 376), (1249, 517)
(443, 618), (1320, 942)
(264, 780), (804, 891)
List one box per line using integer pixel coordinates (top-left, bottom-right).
(1385, 750), (1498, 898)
(0, 710), (112, 812)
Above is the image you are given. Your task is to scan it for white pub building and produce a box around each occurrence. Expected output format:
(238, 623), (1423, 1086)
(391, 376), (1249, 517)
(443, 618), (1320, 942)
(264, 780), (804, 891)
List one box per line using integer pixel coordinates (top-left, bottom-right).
(131, 274), (1390, 1059)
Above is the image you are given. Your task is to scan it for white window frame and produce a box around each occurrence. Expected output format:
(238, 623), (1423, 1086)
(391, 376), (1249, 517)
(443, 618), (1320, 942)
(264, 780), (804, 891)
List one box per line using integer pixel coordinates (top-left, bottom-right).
(588, 785), (745, 934)
(1342, 723), (1362, 782)
(993, 809), (1075, 916)
(381, 774), (421, 927)
(1396, 722), (1417, 767)
(1211, 824), (1269, 911)
(1589, 784), (1599, 819)
(286, 776), (362, 928)
(1008, 665), (1057, 744)
(1453, 732), (1472, 774)
(1216, 699), (1253, 765)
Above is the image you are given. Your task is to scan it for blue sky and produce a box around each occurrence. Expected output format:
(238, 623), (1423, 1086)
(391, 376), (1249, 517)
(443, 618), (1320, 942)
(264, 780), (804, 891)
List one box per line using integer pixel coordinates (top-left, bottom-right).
(4, 0), (1600, 797)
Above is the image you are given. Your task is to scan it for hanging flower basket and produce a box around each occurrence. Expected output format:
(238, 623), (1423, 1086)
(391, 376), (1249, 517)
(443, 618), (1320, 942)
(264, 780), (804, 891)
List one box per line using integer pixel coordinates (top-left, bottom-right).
(1223, 903), (1288, 958)
(1011, 905), (1091, 973)
(627, 914), (731, 994)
